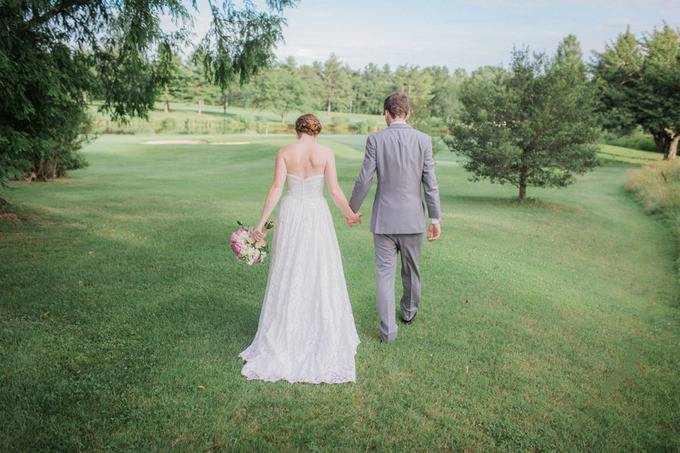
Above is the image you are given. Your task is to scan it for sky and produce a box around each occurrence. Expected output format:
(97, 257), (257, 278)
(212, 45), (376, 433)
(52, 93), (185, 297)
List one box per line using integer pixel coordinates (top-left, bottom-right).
(189, 0), (679, 72)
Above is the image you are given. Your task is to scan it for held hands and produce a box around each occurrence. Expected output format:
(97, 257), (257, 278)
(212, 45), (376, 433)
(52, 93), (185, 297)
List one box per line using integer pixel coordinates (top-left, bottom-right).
(427, 222), (441, 241)
(346, 211), (362, 226)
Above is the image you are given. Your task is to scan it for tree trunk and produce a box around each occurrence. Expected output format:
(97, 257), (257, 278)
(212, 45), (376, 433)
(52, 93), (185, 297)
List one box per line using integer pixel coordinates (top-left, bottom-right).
(668, 135), (679, 160)
(327, 99), (331, 113)
(518, 168), (528, 201)
(164, 100), (169, 113)
(653, 131), (670, 157)
(655, 130), (679, 160)
(33, 158), (57, 181)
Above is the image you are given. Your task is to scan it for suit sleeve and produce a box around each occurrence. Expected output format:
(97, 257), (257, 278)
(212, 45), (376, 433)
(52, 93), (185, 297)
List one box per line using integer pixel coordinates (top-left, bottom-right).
(422, 136), (441, 220)
(349, 135), (377, 213)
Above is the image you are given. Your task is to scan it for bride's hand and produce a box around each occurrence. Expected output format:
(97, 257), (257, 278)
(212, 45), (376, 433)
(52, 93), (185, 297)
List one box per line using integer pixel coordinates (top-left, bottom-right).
(346, 212), (362, 226)
(252, 227), (267, 242)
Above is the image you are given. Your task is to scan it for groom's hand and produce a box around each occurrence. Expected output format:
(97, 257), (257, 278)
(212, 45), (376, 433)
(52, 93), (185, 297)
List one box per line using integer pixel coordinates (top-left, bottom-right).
(346, 212), (362, 226)
(427, 223), (441, 241)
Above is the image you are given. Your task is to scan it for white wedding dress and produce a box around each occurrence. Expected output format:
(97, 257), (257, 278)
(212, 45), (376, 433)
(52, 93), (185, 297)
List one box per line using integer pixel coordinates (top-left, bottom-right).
(239, 174), (360, 384)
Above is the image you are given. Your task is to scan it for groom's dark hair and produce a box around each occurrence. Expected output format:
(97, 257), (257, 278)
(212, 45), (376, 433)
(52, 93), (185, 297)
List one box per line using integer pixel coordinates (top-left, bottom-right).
(384, 92), (409, 118)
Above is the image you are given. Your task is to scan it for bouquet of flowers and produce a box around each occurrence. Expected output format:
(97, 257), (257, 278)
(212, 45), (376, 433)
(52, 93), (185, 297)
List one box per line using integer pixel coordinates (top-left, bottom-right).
(230, 219), (274, 265)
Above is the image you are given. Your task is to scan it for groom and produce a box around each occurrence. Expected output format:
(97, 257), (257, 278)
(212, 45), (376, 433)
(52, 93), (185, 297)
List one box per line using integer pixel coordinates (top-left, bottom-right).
(349, 92), (441, 343)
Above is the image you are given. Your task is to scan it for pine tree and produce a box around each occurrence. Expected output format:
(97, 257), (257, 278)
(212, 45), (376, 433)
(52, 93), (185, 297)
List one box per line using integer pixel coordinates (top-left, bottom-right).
(446, 36), (599, 200)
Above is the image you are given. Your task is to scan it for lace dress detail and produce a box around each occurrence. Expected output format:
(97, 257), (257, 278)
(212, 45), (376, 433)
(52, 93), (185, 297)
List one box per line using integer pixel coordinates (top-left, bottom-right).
(239, 174), (360, 383)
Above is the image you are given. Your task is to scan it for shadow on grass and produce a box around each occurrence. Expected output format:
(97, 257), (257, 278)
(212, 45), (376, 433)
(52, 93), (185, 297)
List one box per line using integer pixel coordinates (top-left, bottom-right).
(198, 110), (242, 120)
(0, 195), (60, 229)
(598, 157), (653, 167)
(1, 197), (270, 448)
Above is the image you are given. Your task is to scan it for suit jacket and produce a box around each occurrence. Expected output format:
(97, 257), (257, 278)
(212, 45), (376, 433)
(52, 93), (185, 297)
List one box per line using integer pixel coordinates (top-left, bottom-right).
(349, 122), (441, 234)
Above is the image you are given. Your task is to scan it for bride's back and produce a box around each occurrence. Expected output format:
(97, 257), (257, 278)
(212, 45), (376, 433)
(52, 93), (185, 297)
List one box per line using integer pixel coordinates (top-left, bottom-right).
(282, 140), (328, 178)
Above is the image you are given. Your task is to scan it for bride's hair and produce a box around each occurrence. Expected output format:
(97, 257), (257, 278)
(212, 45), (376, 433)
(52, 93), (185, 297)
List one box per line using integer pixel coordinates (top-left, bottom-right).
(295, 114), (322, 136)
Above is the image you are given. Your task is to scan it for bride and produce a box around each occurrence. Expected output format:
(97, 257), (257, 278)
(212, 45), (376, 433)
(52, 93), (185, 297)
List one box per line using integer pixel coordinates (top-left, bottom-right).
(239, 114), (362, 384)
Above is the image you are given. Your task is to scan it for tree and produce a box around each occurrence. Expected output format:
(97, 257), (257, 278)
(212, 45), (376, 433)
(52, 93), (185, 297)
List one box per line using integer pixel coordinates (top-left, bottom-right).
(252, 62), (307, 122)
(155, 43), (184, 113)
(592, 25), (680, 159)
(0, 0), (296, 200)
(173, 60), (222, 106)
(352, 63), (392, 114)
(319, 54), (352, 113)
(297, 63), (325, 110)
(426, 66), (467, 122)
(446, 37), (599, 200)
(392, 65), (434, 126)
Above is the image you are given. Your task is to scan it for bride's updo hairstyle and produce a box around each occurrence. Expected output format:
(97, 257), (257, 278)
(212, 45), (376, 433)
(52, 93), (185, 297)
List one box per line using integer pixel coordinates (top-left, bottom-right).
(295, 114), (322, 137)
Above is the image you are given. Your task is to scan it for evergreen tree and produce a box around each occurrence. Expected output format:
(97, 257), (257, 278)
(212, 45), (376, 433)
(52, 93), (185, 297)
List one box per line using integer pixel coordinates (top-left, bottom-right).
(392, 65), (434, 126)
(426, 66), (466, 122)
(320, 54), (352, 113)
(252, 62), (308, 122)
(446, 37), (599, 200)
(155, 43), (184, 113)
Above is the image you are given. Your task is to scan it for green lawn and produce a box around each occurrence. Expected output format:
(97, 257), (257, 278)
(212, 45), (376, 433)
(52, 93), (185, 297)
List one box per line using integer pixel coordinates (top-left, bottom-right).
(1, 136), (679, 451)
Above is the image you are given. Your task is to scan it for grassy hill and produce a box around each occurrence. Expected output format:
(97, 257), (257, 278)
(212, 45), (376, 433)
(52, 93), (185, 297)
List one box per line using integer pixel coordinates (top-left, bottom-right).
(1, 136), (679, 451)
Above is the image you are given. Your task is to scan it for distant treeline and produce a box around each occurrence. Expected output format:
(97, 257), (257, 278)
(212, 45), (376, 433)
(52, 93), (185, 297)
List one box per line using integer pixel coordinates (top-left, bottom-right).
(158, 54), (466, 130)
(2, 0), (676, 193)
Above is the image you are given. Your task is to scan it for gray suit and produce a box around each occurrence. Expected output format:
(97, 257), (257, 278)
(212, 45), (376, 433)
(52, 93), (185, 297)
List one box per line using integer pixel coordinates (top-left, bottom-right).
(349, 122), (441, 342)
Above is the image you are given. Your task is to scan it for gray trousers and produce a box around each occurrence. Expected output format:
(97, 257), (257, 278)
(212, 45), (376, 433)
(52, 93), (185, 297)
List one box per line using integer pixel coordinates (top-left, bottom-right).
(373, 233), (424, 342)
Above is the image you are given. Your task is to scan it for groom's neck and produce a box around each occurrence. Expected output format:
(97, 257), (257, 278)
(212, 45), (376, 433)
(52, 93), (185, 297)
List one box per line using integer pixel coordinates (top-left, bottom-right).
(386, 117), (408, 126)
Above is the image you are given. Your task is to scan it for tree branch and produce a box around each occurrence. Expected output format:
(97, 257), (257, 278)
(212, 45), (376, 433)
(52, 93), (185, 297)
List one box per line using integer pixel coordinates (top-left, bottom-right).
(62, 9), (99, 49)
(22, 0), (89, 31)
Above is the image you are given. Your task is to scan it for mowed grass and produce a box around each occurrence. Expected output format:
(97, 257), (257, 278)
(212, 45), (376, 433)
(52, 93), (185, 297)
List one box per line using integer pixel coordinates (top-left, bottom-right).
(1, 135), (679, 451)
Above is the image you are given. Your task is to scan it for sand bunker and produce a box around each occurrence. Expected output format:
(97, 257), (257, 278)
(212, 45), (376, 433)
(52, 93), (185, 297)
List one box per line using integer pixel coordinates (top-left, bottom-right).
(143, 139), (209, 145)
(209, 141), (252, 145)
(142, 139), (252, 146)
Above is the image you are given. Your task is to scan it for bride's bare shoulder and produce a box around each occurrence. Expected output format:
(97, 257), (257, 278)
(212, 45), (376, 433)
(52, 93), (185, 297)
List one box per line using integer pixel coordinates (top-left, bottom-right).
(276, 142), (298, 157)
(315, 143), (335, 158)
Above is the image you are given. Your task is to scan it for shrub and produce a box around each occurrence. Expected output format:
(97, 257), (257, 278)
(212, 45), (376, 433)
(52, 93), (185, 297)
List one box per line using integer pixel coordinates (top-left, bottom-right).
(348, 121), (370, 134)
(627, 160), (680, 276)
(327, 116), (349, 134)
(627, 160), (680, 215)
(602, 129), (657, 153)
(156, 119), (176, 133)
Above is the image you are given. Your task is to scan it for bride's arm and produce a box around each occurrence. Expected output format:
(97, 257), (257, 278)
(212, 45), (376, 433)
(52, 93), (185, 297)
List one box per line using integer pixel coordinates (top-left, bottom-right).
(254, 150), (287, 239)
(325, 151), (360, 223)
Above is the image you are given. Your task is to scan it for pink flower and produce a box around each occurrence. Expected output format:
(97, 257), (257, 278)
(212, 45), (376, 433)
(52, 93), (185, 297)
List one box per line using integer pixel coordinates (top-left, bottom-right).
(231, 240), (242, 256)
(229, 224), (270, 265)
(230, 230), (242, 243)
